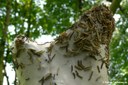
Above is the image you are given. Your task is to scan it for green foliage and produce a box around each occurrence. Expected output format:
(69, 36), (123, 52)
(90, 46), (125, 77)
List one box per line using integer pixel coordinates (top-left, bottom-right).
(109, 0), (128, 84)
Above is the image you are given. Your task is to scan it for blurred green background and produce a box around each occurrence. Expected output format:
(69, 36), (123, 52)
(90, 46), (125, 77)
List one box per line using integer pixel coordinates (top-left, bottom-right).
(0, 0), (127, 85)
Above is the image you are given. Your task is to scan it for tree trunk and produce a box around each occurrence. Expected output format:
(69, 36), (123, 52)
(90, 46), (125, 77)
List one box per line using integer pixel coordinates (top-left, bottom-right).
(0, 0), (11, 85)
(11, 5), (115, 85)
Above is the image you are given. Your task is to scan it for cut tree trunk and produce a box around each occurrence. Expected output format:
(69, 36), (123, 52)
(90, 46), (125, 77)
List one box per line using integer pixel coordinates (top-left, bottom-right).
(11, 5), (115, 85)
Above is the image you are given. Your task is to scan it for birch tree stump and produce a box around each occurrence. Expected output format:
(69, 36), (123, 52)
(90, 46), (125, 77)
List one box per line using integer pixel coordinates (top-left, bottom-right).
(11, 5), (115, 85)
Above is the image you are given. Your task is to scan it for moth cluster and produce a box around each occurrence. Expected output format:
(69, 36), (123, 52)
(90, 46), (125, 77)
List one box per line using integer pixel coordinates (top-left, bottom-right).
(51, 5), (114, 83)
(70, 60), (92, 80)
(54, 5), (114, 66)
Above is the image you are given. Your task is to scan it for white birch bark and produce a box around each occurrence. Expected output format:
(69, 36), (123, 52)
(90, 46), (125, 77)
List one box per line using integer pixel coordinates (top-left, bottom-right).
(11, 5), (115, 85)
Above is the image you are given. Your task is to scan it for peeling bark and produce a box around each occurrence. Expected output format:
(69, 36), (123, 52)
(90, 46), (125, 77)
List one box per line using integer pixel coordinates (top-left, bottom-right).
(11, 5), (115, 85)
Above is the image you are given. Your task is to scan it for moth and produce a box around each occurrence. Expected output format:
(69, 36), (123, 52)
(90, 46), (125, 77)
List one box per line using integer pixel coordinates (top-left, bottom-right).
(97, 65), (100, 73)
(25, 78), (30, 81)
(88, 71), (93, 81)
(74, 65), (83, 71)
(77, 60), (85, 69)
(71, 65), (73, 72)
(72, 72), (76, 79)
(75, 71), (83, 79)
(39, 77), (44, 85)
(44, 73), (52, 80)
(68, 31), (74, 40)
(89, 55), (97, 60)
(95, 76), (101, 81)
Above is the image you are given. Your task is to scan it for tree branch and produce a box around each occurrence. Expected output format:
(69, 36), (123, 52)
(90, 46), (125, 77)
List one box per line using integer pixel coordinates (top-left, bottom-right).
(3, 64), (10, 85)
(26, 0), (33, 37)
(110, 0), (122, 14)
(14, 0), (18, 35)
(0, 0), (11, 85)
